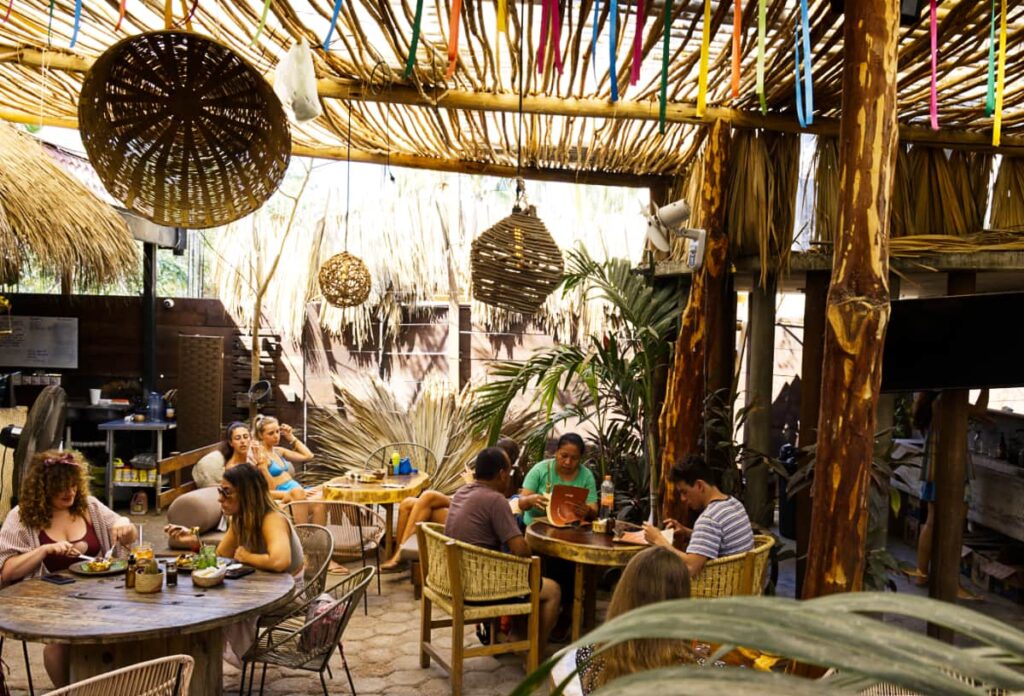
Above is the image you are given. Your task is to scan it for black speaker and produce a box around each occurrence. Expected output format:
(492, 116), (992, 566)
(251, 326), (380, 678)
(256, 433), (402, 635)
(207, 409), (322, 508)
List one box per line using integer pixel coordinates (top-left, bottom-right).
(829, 0), (930, 27)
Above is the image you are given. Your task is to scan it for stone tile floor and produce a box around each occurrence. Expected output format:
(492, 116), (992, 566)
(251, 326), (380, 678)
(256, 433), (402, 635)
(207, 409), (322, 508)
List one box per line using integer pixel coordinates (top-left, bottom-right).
(2, 511), (1022, 694)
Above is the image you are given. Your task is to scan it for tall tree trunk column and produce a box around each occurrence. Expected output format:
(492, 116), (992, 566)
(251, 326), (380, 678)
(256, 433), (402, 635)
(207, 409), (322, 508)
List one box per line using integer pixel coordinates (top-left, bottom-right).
(745, 272), (777, 528)
(658, 122), (731, 523)
(803, 0), (899, 598)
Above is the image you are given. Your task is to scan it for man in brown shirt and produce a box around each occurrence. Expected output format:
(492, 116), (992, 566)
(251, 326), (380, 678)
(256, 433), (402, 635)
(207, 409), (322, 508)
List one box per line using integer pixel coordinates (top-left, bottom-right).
(445, 447), (562, 650)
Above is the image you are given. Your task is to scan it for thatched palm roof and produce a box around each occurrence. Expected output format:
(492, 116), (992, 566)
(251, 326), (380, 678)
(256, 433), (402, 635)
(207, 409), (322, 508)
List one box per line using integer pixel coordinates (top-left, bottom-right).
(0, 120), (136, 284)
(0, 1), (1019, 183)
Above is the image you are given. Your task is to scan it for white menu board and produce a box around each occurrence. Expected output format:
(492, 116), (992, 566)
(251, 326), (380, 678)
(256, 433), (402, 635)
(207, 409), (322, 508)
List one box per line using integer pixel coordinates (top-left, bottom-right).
(0, 316), (78, 369)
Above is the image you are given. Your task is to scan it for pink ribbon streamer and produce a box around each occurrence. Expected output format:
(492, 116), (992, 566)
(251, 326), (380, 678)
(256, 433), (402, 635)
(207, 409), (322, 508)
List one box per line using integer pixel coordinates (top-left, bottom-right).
(929, 0), (939, 130)
(536, 0), (563, 74)
(630, 0), (645, 85)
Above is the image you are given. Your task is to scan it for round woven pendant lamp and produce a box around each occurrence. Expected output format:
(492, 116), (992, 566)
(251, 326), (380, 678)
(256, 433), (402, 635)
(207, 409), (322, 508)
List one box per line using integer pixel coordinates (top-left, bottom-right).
(78, 31), (291, 229)
(471, 200), (564, 315)
(319, 251), (371, 308)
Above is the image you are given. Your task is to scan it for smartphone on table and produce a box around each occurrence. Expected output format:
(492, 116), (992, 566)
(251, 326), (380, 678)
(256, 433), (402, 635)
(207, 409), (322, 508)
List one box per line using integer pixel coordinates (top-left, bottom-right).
(41, 574), (75, 585)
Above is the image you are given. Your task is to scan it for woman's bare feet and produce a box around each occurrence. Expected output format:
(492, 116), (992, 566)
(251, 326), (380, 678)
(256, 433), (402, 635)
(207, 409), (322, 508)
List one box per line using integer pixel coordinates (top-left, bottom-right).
(379, 558), (408, 574)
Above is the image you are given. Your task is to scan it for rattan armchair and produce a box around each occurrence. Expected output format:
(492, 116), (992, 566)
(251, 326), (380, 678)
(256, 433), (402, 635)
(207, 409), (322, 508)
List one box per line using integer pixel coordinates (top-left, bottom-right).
(259, 524), (333, 629)
(417, 522), (541, 696)
(43, 655), (193, 695)
(689, 534), (775, 598)
(240, 567), (375, 696)
(285, 501), (385, 603)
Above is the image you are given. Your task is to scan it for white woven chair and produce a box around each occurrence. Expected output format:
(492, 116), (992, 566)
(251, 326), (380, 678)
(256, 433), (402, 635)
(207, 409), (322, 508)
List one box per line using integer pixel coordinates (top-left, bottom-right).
(42, 655), (193, 696)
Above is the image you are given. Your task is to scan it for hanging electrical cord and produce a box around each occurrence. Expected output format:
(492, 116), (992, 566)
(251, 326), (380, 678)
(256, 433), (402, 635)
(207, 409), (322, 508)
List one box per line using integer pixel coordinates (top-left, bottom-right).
(369, 61), (397, 183)
(345, 106), (352, 249)
(514, 0), (527, 208)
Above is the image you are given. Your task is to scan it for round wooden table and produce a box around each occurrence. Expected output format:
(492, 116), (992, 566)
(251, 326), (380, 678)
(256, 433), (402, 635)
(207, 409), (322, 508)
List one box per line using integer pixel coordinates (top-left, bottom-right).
(323, 472), (430, 557)
(526, 521), (645, 641)
(0, 568), (294, 696)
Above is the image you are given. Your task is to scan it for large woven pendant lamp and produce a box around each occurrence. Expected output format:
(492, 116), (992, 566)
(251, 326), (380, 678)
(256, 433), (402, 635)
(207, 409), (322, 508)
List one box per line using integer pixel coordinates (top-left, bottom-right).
(318, 109), (371, 308)
(470, 2), (562, 315)
(78, 31), (291, 229)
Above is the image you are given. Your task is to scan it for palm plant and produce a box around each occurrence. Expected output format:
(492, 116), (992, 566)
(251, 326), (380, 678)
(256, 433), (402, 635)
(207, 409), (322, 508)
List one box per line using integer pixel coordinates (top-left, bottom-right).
(468, 246), (681, 516)
(513, 593), (1024, 695)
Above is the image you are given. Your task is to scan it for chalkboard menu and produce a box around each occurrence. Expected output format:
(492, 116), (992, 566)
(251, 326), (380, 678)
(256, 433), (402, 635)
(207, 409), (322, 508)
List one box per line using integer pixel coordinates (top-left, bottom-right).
(0, 316), (78, 369)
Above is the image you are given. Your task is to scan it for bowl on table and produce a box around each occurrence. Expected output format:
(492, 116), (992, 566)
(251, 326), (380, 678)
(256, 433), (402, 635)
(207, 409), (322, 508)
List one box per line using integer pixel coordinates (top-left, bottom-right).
(191, 566), (227, 588)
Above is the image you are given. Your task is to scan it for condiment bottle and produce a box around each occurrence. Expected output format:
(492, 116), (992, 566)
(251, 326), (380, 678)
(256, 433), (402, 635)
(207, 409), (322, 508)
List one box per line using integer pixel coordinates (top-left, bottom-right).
(165, 560), (178, 587)
(125, 555), (137, 589)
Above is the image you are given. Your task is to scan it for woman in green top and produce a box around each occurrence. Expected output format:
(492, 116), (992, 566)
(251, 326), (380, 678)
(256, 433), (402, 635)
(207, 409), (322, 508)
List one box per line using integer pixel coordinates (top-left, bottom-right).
(520, 433), (598, 525)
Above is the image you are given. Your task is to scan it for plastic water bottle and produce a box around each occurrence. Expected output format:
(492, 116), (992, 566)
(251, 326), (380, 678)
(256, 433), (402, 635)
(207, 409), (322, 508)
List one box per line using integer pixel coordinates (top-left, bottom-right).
(390, 451), (400, 475)
(599, 475), (614, 519)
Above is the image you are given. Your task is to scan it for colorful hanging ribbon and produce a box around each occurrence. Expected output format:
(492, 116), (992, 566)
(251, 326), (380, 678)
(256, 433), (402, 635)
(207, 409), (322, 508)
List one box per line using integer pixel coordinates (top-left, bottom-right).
(993, 0), (1007, 146)
(46, 0), (54, 45)
(403, 0), (425, 76)
(114, 0), (127, 31)
(2, 0), (13, 24)
(928, 0), (938, 131)
(630, 0), (644, 85)
(495, 0), (506, 74)
(250, 0), (272, 45)
(793, 0), (813, 126)
(175, 0), (199, 30)
(756, 0), (766, 113)
(730, 0), (740, 98)
(609, 0), (619, 101)
(695, 0), (710, 116)
(591, 0), (601, 81)
(658, 0), (671, 133)
(69, 0), (83, 47)
(322, 0), (346, 51)
(445, 0), (462, 79)
(985, 0), (996, 117)
(537, 0), (563, 75)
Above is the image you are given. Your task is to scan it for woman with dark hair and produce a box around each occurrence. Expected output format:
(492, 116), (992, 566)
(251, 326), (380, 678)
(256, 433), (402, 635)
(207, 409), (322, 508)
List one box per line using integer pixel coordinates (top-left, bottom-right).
(379, 437), (522, 572)
(166, 463), (304, 664)
(190, 422), (252, 489)
(519, 433), (597, 526)
(553, 546), (694, 695)
(0, 449), (136, 686)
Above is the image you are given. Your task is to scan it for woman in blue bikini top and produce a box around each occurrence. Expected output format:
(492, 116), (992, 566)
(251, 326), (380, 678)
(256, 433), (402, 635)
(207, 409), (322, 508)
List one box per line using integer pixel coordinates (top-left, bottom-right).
(251, 415), (318, 522)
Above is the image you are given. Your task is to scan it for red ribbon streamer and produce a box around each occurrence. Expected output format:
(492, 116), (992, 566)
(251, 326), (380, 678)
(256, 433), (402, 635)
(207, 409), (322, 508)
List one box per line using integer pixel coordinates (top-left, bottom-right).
(630, 0), (645, 85)
(537, 0), (563, 74)
(929, 0), (939, 130)
(445, 0), (462, 79)
(731, 0), (741, 97)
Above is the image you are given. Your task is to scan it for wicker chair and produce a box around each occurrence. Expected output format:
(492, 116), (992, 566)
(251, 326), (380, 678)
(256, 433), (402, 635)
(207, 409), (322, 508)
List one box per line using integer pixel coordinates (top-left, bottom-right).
(286, 501), (385, 605)
(417, 522), (541, 695)
(43, 655), (193, 695)
(364, 443), (439, 477)
(240, 567), (375, 696)
(259, 524), (333, 629)
(689, 534), (775, 598)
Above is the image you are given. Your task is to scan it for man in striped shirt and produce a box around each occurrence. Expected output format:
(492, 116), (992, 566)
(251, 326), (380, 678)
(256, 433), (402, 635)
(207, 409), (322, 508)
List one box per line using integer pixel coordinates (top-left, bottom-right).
(644, 456), (753, 579)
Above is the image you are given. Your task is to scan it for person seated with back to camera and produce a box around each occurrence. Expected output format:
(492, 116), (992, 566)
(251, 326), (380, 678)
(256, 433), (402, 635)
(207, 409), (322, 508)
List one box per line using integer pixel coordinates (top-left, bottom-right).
(444, 446), (562, 653)
(379, 437), (522, 573)
(643, 455), (753, 580)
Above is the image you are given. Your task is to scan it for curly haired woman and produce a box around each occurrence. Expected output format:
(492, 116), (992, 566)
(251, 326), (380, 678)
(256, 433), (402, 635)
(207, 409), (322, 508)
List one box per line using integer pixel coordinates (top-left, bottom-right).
(0, 449), (136, 687)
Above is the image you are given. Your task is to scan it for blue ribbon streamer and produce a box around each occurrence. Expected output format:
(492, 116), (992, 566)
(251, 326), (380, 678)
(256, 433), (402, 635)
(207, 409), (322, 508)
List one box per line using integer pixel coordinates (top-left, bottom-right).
(322, 0), (345, 51)
(794, 29), (806, 128)
(591, 0), (601, 82)
(69, 0), (82, 47)
(798, 0), (813, 124)
(609, 0), (618, 101)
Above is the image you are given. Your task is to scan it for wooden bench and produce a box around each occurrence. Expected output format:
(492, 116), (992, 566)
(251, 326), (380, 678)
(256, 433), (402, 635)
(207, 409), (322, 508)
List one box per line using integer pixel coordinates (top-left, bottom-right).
(156, 443), (220, 510)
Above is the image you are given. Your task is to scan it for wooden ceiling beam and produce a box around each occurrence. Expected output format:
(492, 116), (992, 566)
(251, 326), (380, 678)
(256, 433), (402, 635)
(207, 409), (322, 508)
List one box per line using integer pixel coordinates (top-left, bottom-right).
(4, 47), (1024, 155)
(0, 107), (661, 188)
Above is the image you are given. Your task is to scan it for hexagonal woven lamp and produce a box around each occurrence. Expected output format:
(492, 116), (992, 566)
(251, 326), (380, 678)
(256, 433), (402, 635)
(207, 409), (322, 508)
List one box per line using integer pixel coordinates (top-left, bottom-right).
(471, 206), (564, 315)
(319, 252), (371, 307)
(78, 31), (291, 229)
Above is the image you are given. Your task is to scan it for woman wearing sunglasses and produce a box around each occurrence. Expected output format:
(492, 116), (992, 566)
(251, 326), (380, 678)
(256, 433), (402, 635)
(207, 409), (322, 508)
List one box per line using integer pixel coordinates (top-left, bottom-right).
(165, 464), (304, 664)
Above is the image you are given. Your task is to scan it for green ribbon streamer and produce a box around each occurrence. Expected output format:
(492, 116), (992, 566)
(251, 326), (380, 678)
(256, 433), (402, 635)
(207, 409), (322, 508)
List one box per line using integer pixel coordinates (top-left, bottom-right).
(250, 0), (272, 46)
(985, 0), (996, 117)
(659, 0), (672, 133)
(756, 0), (766, 114)
(404, 0), (425, 77)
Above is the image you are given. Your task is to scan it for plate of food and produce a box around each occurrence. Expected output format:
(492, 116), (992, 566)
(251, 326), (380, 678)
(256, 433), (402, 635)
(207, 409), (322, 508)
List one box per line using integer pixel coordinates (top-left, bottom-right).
(68, 558), (129, 576)
(174, 554), (230, 573)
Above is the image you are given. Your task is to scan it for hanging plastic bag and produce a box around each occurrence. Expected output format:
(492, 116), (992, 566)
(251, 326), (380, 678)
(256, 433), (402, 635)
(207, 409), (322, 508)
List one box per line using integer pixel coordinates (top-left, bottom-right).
(275, 38), (322, 124)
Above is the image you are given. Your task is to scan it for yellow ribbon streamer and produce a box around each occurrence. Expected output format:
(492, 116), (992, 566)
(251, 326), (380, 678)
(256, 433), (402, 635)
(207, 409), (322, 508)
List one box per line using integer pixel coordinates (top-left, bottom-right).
(496, 0), (506, 76)
(696, 0), (710, 117)
(993, 0), (1007, 146)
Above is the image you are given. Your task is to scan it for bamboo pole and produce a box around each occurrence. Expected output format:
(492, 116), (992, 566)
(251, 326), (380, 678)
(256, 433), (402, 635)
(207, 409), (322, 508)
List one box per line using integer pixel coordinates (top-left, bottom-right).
(657, 121), (730, 523)
(803, 0), (899, 599)
(5, 47), (1024, 155)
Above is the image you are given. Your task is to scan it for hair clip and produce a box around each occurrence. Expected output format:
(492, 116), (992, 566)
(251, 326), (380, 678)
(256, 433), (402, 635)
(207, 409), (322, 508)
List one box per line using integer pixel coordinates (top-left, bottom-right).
(42, 452), (79, 468)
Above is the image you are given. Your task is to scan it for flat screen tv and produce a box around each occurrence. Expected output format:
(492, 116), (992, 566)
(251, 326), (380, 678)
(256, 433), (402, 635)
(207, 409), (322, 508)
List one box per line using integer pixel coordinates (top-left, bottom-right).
(881, 291), (1024, 392)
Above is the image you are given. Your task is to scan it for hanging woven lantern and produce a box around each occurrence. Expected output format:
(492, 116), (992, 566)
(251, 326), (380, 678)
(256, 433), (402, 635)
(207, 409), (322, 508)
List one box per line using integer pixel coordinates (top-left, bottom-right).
(319, 252), (371, 308)
(471, 197), (563, 315)
(78, 31), (291, 229)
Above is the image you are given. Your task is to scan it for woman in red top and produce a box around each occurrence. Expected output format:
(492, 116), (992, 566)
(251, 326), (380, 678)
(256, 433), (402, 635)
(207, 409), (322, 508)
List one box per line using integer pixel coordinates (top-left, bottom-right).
(0, 449), (135, 686)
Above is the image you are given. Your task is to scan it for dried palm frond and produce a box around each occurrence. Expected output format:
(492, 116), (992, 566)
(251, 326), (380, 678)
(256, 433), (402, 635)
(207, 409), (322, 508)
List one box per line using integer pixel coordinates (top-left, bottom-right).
(812, 137), (839, 245)
(302, 375), (541, 494)
(990, 157), (1024, 231)
(890, 230), (1024, 257)
(948, 150), (993, 232)
(766, 132), (799, 284)
(669, 153), (705, 263)
(0, 122), (136, 285)
(890, 144), (913, 239)
(908, 146), (968, 236)
(726, 130), (770, 259)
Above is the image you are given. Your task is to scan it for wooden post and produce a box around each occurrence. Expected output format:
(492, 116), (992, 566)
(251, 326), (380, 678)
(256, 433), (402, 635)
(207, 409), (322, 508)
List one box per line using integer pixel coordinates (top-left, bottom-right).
(802, 0), (899, 599)
(745, 272), (777, 528)
(928, 271), (975, 641)
(657, 122), (731, 523)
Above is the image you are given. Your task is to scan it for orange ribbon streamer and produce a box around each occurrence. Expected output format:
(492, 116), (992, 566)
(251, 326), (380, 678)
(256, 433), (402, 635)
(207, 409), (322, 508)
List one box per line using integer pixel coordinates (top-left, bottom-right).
(731, 0), (741, 97)
(445, 0), (462, 79)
